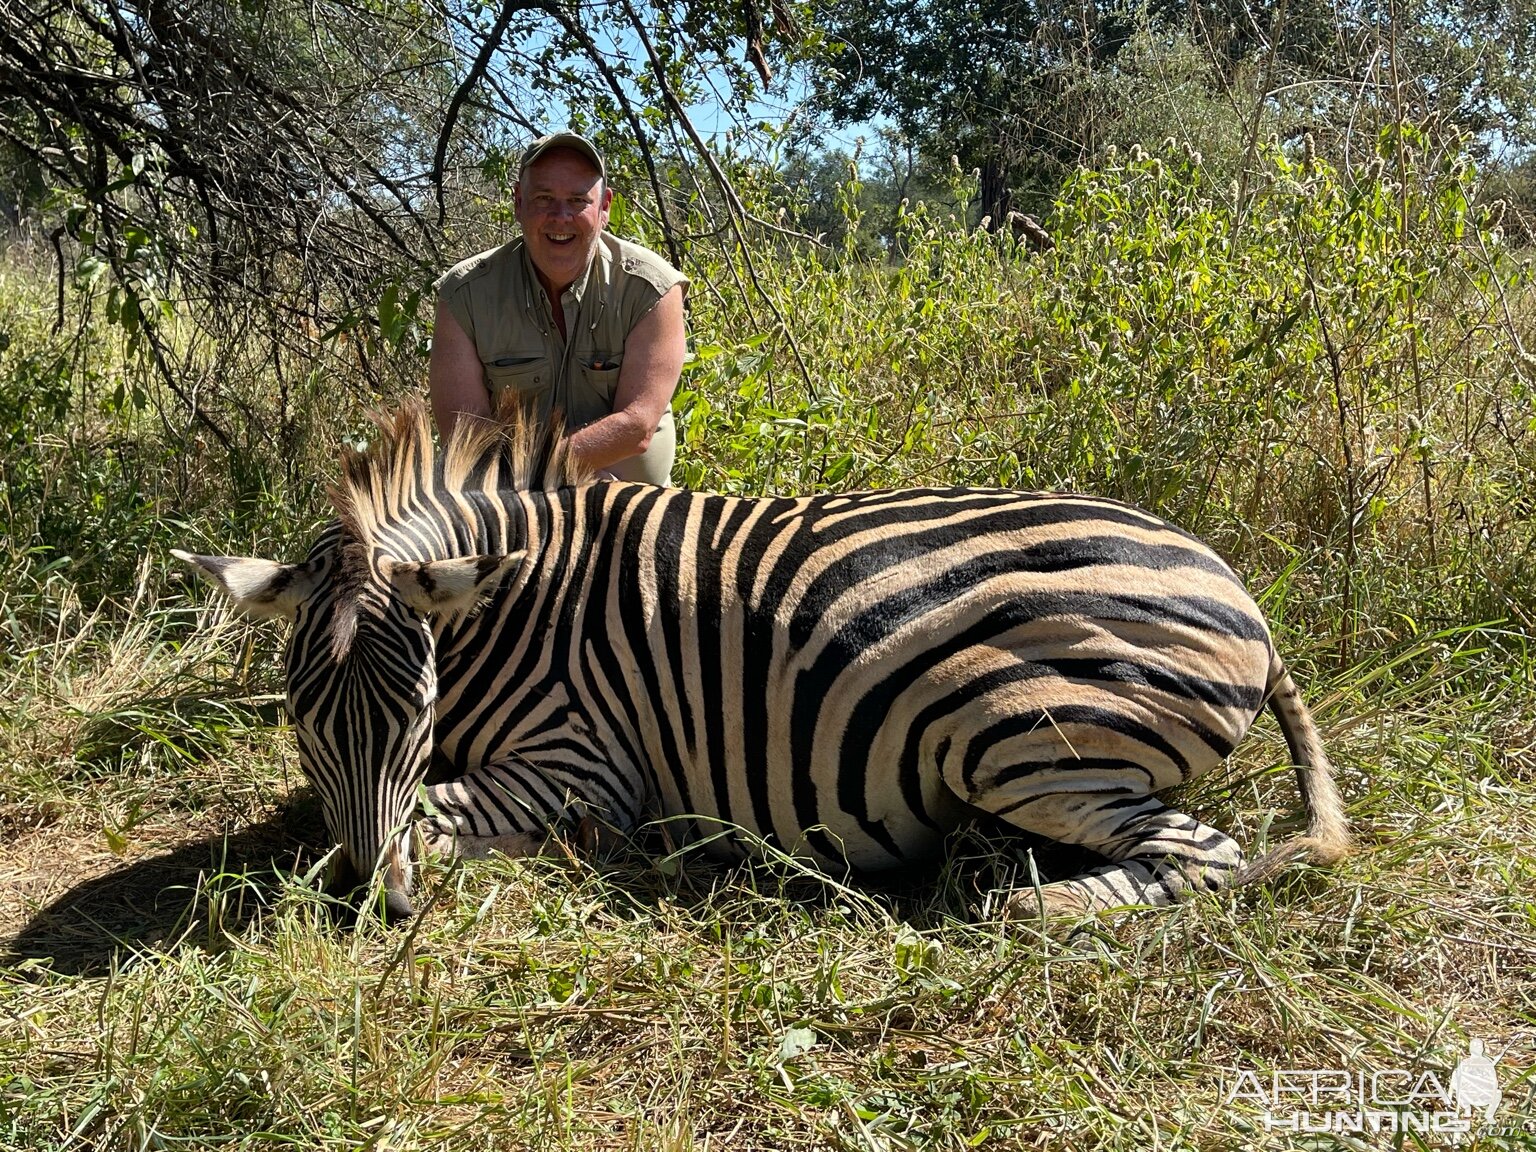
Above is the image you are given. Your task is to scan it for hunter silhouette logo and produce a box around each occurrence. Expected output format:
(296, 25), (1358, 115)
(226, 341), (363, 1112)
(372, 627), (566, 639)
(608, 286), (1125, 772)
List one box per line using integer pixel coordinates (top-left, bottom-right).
(1451, 1040), (1500, 1123)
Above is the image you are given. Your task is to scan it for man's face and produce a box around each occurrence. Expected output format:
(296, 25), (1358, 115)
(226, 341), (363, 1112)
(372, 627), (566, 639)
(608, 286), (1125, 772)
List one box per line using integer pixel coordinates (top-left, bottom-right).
(514, 149), (612, 297)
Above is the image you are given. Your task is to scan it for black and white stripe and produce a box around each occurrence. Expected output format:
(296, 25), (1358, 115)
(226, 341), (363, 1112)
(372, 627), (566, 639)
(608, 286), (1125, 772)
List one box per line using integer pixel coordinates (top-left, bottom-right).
(177, 401), (1349, 916)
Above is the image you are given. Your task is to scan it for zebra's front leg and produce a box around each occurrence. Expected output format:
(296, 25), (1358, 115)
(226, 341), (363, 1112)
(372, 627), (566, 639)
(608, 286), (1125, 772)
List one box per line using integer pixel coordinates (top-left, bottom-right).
(994, 794), (1246, 919)
(416, 756), (639, 863)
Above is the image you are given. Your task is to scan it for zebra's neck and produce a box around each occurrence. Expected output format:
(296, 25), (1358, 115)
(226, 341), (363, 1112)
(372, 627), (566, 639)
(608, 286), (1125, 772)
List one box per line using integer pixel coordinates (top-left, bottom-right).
(366, 484), (545, 566)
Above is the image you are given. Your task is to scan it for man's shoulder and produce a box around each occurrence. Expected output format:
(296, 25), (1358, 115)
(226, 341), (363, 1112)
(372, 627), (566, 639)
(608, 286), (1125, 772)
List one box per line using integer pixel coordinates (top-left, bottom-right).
(601, 234), (687, 295)
(435, 239), (526, 297)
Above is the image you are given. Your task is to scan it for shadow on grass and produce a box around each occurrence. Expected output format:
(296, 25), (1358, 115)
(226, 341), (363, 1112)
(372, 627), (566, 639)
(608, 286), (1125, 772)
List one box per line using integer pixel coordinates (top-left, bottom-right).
(570, 814), (1107, 930)
(3, 792), (331, 979)
(3, 797), (1106, 978)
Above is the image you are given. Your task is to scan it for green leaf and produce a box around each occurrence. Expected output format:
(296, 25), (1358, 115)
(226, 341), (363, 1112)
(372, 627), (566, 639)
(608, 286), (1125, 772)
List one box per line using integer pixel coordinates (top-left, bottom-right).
(378, 283), (402, 346)
(75, 255), (108, 289)
(822, 452), (854, 485)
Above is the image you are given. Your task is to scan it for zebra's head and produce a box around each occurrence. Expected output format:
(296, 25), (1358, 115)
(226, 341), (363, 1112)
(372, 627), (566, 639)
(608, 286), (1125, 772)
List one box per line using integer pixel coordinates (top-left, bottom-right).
(175, 400), (573, 921)
(174, 535), (518, 921)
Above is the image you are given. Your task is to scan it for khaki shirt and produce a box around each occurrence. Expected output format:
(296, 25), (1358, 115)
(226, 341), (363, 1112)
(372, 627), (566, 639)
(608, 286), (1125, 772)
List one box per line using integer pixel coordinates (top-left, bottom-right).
(436, 234), (688, 484)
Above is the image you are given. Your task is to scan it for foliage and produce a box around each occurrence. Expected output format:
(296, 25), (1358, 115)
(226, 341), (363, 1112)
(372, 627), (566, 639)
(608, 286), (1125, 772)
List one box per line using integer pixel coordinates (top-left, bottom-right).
(1039, 132), (1535, 654)
(806, 0), (1536, 226)
(804, 0), (1141, 219)
(764, 131), (980, 254)
(677, 130), (1536, 655)
(1174, 0), (1536, 151)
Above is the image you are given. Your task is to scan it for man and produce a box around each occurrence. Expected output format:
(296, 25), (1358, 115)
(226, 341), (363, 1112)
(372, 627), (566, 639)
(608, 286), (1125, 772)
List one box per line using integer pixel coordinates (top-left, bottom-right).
(429, 132), (688, 484)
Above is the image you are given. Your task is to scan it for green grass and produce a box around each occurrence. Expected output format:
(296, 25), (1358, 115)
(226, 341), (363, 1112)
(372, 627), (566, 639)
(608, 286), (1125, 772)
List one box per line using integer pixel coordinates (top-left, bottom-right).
(4, 138), (1536, 1149)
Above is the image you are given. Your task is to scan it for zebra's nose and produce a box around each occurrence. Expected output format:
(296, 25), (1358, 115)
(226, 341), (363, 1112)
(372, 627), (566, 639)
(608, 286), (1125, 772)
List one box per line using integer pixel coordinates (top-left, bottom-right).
(323, 852), (414, 924)
(327, 873), (414, 925)
(381, 886), (415, 923)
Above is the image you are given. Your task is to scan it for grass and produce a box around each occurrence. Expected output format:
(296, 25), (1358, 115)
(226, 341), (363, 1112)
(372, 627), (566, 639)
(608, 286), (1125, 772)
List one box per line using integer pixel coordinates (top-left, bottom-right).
(4, 139), (1536, 1149)
(2, 562), (1532, 1149)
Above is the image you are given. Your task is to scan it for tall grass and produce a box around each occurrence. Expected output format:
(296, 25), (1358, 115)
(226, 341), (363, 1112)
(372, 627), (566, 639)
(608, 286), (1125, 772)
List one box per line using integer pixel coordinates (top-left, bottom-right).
(2, 133), (1534, 1149)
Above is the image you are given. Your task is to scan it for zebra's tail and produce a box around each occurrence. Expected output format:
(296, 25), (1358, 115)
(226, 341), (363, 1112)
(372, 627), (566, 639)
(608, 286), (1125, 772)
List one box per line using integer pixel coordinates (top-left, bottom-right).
(1234, 652), (1352, 885)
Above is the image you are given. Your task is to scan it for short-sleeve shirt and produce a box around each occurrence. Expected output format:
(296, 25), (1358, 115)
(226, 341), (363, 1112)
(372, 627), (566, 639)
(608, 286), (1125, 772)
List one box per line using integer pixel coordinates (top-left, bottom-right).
(436, 233), (688, 484)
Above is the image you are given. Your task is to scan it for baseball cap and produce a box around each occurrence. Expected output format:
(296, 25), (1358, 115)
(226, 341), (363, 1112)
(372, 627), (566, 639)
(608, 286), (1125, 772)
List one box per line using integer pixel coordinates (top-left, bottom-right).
(518, 132), (607, 181)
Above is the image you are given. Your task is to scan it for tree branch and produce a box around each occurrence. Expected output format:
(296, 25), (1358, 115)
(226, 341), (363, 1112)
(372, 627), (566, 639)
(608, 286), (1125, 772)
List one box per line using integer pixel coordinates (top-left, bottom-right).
(432, 0), (532, 226)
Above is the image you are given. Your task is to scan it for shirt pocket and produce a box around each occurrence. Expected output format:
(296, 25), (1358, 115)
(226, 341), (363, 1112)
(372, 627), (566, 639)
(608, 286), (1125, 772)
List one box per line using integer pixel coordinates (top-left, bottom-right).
(484, 353), (552, 409)
(578, 354), (623, 406)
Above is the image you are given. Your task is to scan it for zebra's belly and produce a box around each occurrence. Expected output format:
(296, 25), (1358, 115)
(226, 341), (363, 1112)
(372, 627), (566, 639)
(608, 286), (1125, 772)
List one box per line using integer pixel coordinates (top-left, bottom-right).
(649, 614), (1272, 873)
(652, 751), (973, 872)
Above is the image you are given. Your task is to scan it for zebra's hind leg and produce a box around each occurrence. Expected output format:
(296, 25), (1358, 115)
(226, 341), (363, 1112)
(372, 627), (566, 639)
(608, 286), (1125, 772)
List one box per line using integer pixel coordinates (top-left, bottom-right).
(992, 793), (1245, 919)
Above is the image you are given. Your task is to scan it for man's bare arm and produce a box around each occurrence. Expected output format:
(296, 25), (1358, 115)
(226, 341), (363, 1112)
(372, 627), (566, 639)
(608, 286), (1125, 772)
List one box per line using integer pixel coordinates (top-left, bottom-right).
(567, 284), (687, 471)
(428, 300), (491, 438)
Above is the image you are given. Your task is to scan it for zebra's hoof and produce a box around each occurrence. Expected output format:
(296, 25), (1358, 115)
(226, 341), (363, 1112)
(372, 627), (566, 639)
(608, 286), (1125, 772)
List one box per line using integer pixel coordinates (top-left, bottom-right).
(415, 821), (456, 860)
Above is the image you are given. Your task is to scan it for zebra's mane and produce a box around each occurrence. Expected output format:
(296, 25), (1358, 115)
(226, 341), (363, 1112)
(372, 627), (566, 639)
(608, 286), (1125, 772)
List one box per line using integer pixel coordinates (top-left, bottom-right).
(325, 395), (591, 659)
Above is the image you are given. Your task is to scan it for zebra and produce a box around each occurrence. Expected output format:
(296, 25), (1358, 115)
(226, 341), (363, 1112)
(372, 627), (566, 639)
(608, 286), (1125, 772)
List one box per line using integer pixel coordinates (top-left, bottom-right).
(174, 398), (1349, 920)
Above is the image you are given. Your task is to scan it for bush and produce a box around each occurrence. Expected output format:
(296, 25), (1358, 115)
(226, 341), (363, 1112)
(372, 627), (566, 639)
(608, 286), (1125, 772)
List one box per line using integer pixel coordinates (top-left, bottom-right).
(680, 129), (1535, 665)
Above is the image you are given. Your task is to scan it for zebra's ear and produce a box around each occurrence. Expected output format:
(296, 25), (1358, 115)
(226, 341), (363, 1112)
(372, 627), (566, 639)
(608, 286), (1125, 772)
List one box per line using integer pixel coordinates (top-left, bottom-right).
(380, 554), (523, 616)
(172, 549), (318, 620)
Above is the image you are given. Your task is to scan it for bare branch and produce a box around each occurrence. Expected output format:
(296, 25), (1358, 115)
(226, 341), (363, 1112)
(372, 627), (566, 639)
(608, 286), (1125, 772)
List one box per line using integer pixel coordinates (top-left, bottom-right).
(432, 0), (534, 227)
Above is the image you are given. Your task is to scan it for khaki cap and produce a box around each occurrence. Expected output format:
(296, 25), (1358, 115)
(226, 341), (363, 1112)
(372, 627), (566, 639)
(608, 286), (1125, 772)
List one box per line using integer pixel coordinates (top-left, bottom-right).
(519, 132), (606, 181)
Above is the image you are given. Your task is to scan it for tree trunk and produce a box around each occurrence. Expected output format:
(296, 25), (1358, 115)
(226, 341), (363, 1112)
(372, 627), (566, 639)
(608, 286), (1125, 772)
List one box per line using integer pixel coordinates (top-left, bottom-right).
(978, 155), (1012, 229)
